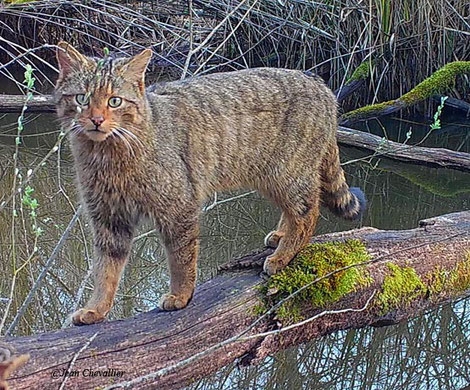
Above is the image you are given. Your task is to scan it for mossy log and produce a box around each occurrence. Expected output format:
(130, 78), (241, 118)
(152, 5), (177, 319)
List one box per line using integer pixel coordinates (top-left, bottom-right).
(0, 61), (372, 112)
(3, 211), (470, 390)
(340, 61), (470, 125)
(374, 159), (470, 197)
(335, 60), (373, 103)
(337, 126), (470, 172)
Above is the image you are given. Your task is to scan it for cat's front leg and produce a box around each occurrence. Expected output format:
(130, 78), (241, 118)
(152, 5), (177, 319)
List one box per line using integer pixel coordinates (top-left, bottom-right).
(72, 222), (135, 325)
(160, 219), (199, 311)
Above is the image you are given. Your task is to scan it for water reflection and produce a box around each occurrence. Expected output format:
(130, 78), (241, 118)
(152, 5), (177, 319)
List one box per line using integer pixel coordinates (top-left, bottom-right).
(354, 114), (470, 153)
(0, 111), (469, 388)
(190, 300), (470, 390)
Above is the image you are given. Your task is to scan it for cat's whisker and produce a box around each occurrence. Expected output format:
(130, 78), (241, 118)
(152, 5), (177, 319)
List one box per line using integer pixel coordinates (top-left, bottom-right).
(119, 127), (144, 149)
(117, 127), (144, 151)
(68, 124), (83, 137)
(113, 128), (136, 158)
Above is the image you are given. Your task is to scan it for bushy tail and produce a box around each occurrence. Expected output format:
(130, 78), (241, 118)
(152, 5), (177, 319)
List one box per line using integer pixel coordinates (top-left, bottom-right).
(320, 143), (366, 220)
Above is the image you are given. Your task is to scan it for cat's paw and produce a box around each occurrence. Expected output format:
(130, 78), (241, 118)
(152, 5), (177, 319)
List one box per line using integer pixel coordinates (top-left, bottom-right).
(159, 293), (190, 311)
(263, 255), (289, 276)
(71, 308), (105, 326)
(264, 231), (284, 248)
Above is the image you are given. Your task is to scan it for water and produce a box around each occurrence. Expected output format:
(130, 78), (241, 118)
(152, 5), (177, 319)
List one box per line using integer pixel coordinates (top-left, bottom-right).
(191, 300), (470, 390)
(0, 98), (469, 388)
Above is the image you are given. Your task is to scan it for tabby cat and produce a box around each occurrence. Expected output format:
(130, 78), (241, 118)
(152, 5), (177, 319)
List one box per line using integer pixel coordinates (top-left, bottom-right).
(55, 41), (366, 325)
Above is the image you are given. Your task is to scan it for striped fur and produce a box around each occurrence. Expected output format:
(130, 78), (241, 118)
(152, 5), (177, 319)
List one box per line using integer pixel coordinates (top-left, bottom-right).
(55, 42), (366, 325)
(320, 143), (366, 220)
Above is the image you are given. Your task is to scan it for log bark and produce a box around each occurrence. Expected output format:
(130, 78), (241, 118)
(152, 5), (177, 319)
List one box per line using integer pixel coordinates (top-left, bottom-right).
(0, 94), (55, 113)
(337, 126), (470, 172)
(335, 60), (373, 103)
(335, 79), (366, 103)
(3, 211), (470, 390)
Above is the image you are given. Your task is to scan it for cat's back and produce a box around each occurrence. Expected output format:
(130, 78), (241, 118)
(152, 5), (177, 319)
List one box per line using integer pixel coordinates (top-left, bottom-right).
(145, 68), (339, 197)
(147, 68), (335, 113)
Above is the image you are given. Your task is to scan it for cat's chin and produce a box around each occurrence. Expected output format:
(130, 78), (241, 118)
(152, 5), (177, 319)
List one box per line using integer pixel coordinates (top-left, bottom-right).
(84, 130), (110, 142)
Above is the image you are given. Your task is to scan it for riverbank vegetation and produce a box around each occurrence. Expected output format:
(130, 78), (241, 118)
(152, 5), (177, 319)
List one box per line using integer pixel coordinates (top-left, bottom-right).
(0, 2), (470, 389)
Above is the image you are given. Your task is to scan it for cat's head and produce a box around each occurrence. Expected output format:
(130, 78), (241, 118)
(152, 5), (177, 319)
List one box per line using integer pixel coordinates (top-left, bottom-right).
(55, 41), (152, 142)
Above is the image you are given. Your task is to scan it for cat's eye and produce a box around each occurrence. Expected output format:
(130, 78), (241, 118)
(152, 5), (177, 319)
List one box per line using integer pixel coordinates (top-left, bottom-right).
(108, 97), (122, 108)
(75, 94), (89, 105)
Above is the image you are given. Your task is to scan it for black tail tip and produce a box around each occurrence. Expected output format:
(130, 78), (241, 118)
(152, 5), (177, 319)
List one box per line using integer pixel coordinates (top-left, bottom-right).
(349, 187), (367, 220)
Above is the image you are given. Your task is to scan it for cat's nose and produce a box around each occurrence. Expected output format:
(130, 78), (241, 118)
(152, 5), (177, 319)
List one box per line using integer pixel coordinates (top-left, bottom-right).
(90, 116), (104, 127)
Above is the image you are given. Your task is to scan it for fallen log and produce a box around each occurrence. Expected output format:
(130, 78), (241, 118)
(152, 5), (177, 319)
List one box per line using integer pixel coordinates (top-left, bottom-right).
(0, 94), (55, 113)
(340, 61), (470, 125)
(433, 95), (470, 116)
(0, 64), (369, 112)
(373, 159), (470, 197)
(337, 126), (470, 172)
(3, 210), (470, 390)
(335, 60), (373, 103)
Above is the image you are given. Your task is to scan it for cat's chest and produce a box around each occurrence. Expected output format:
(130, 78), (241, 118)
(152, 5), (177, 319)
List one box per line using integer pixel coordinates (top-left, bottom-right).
(75, 155), (141, 203)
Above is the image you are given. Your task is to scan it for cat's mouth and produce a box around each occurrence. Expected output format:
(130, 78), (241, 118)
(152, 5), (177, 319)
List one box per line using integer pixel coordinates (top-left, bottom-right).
(88, 128), (106, 133)
(85, 127), (110, 142)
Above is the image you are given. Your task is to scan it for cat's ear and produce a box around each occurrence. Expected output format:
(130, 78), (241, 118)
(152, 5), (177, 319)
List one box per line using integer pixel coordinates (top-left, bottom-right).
(119, 49), (153, 93)
(56, 41), (90, 82)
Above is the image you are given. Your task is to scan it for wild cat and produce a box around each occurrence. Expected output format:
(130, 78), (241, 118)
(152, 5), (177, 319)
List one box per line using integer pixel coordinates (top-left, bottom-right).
(54, 41), (365, 325)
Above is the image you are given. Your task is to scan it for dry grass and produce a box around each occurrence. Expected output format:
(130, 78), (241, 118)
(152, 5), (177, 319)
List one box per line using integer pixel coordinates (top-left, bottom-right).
(0, 0), (468, 106)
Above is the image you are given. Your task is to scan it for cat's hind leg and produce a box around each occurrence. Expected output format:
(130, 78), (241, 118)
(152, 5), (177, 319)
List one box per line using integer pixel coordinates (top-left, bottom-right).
(264, 212), (287, 248)
(159, 218), (199, 311)
(263, 184), (320, 275)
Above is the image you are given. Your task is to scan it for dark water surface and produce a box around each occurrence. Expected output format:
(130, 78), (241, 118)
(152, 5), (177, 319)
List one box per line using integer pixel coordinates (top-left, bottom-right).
(0, 102), (469, 389)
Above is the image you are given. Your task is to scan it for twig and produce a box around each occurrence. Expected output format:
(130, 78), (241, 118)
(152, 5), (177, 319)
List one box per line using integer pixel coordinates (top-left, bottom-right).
(61, 265), (93, 329)
(239, 290), (377, 341)
(58, 331), (98, 390)
(203, 191), (256, 212)
(180, 0), (251, 79)
(192, 0), (259, 76)
(6, 207), (82, 336)
(0, 128), (70, 214)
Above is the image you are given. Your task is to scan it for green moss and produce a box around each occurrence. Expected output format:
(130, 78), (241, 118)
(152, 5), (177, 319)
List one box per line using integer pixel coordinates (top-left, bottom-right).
(377, 263), (426, 313)
(401, 61), (470, 104)
(276, 300), (303, 324)
(425, 266), (448, 297)
(251, 302), (267, 317)
(451, 252), (470, 292)
(426, 251), (470, 297)
(378, 252), (470, 312)
(347, 60), (374, 83)
(341, 61), (470, 122)
(258, 240), (372, 323)
(341, 100), (396, 121)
